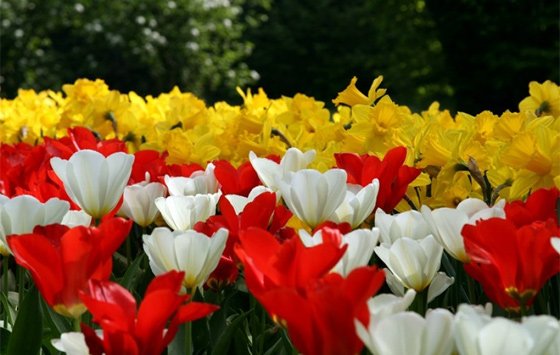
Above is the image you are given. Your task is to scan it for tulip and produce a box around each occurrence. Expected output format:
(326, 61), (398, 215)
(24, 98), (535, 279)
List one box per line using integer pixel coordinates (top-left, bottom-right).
(364, 289), (417, 327)
(164, 163), (219, 196)
(356, 309), (455, 355)
(143, 227), (228, 290)
(224, 185), (275, 215)
(120, 180), (167, 227)
(213, 159), (262, 196)
(81, 271), (219, 355)
(249, 148), (316, 191)
(155, 193), (220, 231)
(421, 198), (505, 263)
(276, 169), (347, 228)
(7, 218), (132, 318)
(329, 180), (379, 229)
(454, 304), (560, 355)
(50, 150), (134, 219)
(375, 235), (444, 292)
(52, 332), (91, 355)
(0, 194), (70, 255)
(61, 210), (92, 228)
(552, 237), (560, 254)
(299, 227), (380, 277)
(375, 208), (431, 244)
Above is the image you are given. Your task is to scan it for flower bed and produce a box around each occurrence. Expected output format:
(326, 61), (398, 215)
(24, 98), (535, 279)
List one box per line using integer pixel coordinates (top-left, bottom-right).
(0, 78), (558, 354)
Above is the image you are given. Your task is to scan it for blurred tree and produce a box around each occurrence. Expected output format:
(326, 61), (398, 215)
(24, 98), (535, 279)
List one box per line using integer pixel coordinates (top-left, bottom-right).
(0, 0), (270, 102)
(425, 0), (559, 114)
(245, 0), (453, 111)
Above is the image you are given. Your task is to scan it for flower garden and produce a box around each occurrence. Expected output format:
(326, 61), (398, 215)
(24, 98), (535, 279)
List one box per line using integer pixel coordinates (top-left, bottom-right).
(0, 77), (559, 354)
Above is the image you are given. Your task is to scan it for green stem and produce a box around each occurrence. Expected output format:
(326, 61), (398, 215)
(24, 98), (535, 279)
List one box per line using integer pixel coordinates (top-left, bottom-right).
(3, 256), (9, 327)
(520, 300), (528, 317)
(258, 304), (266, 355)
(73, 315), (82, 332)
(185, 287), (196, 355)
(94, 218), (101, 227)
(466, 272), (476, 305)
(17, 265), (24, 310)
(412, 288), (428, 316)
(126, 235), (132, 266)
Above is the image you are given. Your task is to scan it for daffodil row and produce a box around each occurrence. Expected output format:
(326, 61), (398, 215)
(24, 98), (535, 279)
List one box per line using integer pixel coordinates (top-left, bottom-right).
(1, 78), (558, 208)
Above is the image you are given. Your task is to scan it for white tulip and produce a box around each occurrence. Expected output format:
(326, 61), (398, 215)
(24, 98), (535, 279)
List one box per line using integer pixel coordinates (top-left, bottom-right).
(0, 195), (70, 255)
(454, 304), (560, 355)
(551, 237), (560, 255)
(61, 210), (92, 228)
(143, 227), (228, 290)
(421, 198), (505, 263)
(225, 186), (275, 215)
(366, 289), (417, 327)
(249, 148), (316, 191)
(276, 169), (347, 228)
(329, 180), (379, 229)
(383, 268), (453, 303)
(300, 227), (379, 277)
(155, 193), (220, 231)
(356, 309), (454, 355)
(375, 236), (443, 292)
(120, 181), (167, 227)
(50, 150), (134, 219)
(375, 208), (431, 244)
(51, 332), (90, 355)
(165, 163), (218, 196)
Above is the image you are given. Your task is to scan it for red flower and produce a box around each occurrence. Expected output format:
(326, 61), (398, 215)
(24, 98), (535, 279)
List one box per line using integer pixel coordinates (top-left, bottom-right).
(81, 270), (218, 355)
(205, 255), (239, 291)
(44, 127), (127, 159)
(7, 218), (132, 318)
(504, 187), (559, 227)
(463, 217), (560, 311)
(213, 159), (262, 196)
(335, 146), (421, 212)
(235, 227), (384, 355)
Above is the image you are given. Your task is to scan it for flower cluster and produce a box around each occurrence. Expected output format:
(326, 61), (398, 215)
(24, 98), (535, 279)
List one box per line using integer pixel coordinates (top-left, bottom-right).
(0, 78), (558, 355)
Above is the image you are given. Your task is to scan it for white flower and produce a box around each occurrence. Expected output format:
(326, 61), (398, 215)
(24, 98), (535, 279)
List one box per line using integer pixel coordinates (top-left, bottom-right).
(51, 332), (91, 355)
(300, 227), (379, 276)
(155, 193), (220, 231)
(0, 195), (70, 255)
(120, 181), (167, 227)
(61, 210), (92, 228)
(454, 304), (560, 355)
(165, 163), (218, 196)
(421, 198), (505, 263)
(224, 185), (275, 215)
(356, 309), (455, 355)
(375, 208), (431, 244)
(249, 148), (315, 191)
(50, 150), (134, 219)
(365, 289), (417, 327)
(143, 227), (228, 290)
(375, 235), (444, 292)
(551, 237), (560, 255)
(276, 169), (347, 228)
(328, 180), (379, 229)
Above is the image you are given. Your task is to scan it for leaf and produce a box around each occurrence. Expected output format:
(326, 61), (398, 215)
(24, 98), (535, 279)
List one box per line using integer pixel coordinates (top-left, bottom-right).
(0, 328), (10, 355)
(40, 297), (72, 335)
(0, 293), (16, 328)
(119, 253), (145, 291)
(263, 338), (283, 355)
(211, 311), (252, 355)
(7, 287), (43, 355)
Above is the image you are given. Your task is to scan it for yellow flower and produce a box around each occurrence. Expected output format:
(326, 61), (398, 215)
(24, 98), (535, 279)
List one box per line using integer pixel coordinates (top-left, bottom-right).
(519, 80), (560, 118)
(332, 76), (386, 107)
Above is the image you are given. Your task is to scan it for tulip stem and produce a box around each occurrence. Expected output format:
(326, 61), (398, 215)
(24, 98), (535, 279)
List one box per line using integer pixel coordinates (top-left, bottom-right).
(185, 288), (196, 355)
(17, 265), (24, 310)
(2, 256), (9, 326)
(466, 273), (476, 304)
(126, 236), (132, 266)
(412, 288), (427, 316)
(73, 315), (82, 332)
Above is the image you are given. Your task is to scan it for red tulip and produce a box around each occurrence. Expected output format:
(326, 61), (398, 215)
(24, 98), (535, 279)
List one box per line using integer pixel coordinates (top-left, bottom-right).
(213, 159), (262, 196)
(504, 187), (559, 228)
(335, 146), (421, 213)
(235, 227), (384, 355)
(7, 218), (132, 318)
(463, 217), (560, 311)
(81, 270), (219, 355)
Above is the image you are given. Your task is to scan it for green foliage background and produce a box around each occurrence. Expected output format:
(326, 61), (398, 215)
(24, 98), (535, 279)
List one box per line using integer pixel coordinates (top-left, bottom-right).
(1, 0), (558, 114)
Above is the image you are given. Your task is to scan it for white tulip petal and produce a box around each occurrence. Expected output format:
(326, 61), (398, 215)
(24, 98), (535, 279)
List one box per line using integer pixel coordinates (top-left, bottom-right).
(372, 312), (424, 355)
(427, 272), (454, 303)
(478, 319), (533, 355)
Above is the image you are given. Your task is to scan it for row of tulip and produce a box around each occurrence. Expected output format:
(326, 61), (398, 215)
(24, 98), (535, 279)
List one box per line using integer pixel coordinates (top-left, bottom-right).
(0, 78), (558, 355)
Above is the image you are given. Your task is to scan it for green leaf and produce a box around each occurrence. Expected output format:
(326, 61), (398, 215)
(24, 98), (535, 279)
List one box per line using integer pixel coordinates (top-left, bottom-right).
(7, 287), (43, 355)
(40, 297), (72, 335)
(263, 338), (283, 355)
(211, 311), (252, 355)
(0, 293), (16, 328)
(232, 328), (251, 355)
(119, 253), (145, 292)
(0, 328), (11, 355)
